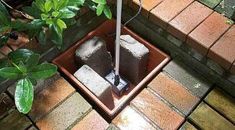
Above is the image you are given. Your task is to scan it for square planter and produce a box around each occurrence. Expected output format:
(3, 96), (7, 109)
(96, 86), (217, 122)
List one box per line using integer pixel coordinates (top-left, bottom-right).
(52, 20), (170, 118)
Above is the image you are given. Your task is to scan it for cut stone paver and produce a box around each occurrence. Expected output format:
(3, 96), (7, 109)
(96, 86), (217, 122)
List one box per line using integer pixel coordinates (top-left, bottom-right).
(36, 93), (92, 130)
(148, 72), (199, 116)
(208, 25), (235, 70)
(204, 88), (235, 123)
(215, 0), (235, 19)
(187, 12), (231, 56)
(112, 106), (156, 130)
(0, 93), (14, 119)
(150, 0), (194, 29)
(29, 75), (75, 121)
(131, 89), (184, 130)
(189, 102), (235, 130)
(198, 0), (222, 8)
(130, 0), (163, 17)
(179, 121), (197, 130)
(167, 1), (213, 41)
(72, 110), (109, 130)
(163, 59), (212, 98)
(0, 110), (32, 130)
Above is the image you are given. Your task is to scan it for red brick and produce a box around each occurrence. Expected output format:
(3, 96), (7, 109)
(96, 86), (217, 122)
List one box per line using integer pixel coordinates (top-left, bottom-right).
(131, 89), (184, 130)
(148, 73), (199, 115)
(130, 0), (163, 17)
(112, 106), (156, 130)
(150, 0), (194, 29)
(0, 46), (11, 59)
(72, 110), (108, 130)
(167, 1), (213, 41)
(187, 12), (231, 56)
(208, 25), (235, 69)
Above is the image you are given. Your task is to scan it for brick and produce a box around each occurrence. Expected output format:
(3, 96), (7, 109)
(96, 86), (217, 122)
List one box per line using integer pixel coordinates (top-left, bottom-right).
(215, 0), (235, 19)
(72, 110), (108, 130)
(0, 110), (32, 130)
(150, 0), (194, 29)
(130, 0), (163, 17)
(148, 72), (199, 115)
(0, 93), (14, 119)
(167, 1), (213, 41)
(187, 12), (231, 56)
(131, 89), (184, 130)
(112, 106), (156, 130)
(0, 46), (12, 59)
(163, 59), (212, 98)
(189, 102), (235, 130)
(208, 25), (235, 70)
(179, 121), (197, 130)
(120, 35), (149, 85)
(198, 0), (222, 8)
(204, 88), (235, 123)
(106, 124), (120, 130)
(36, 93), (92, 130)
(29, 75), (75, 121)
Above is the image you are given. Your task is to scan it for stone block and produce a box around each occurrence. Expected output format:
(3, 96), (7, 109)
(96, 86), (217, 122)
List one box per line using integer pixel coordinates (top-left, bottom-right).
(75, 36), (113, 77)
(120, 35), (149, 85)
(74, 65), (113, 105)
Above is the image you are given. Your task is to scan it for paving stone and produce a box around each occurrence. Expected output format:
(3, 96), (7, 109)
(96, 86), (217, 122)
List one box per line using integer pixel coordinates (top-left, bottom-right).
(204, 88), (235, 123)
(208, 25), (235, 70)
(112, 106), (156, 130)
(163, 59), (212, 98)
(36, 93), (92, 130)
(129, 0), (163, 17)
(198, 0), (222, 8)
(29, 75), (75, 121)
(179, 121), (197, 130)
(167, 1), (213, 41)
(131, 89), (184, 130)
(0, 110), (32, 130)
(148, 72), (200, 116)
(72, 110), (109, 130)
(0, 93), (14, 119)
(106, 124), (120, 130)
(187, 12), (231, 56)
(189, 102), (235, 130)
(215, 0), (235, 19)
(150, 0), (194, 29)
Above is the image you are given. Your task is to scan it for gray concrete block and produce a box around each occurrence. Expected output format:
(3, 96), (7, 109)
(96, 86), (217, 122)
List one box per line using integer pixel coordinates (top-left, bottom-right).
(120, 35), (149, 85)
(74, 65), (113, 105)
(75, 36), (113, 77)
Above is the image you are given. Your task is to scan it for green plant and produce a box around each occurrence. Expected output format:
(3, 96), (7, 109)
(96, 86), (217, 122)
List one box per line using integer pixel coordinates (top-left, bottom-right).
(0, 0), (112, 114)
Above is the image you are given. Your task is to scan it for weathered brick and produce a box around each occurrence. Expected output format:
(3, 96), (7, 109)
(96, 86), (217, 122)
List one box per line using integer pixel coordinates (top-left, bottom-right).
(148, 72), (199, 115)
(179, 121), (197, 130)
(0, 93), (14, 119)
(163, 59), (212, 98)
(198, 0), (222, 8)
(72, 110), (109, 130)
(205, 88), (235, 123)
(36, 93), (92, 130)
(131, 89), (184, 130)
(189, 102), (235, 130)
(112, 106), (156, 130)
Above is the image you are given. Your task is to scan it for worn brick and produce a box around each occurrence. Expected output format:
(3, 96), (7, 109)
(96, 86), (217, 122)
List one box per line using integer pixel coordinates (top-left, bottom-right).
(179, 121), (197, 130)
(0, 110), (32, 130)
(0, 93), (14, 119)
(0, 46), (12, 59)
(187, 12), (231, 56)
(163, 59), (212, 98)
(198, 0), (222, 8)
(36, 93), (92, 130)
(150, 0), (194, 29)
(205, 88), (235, 123)
(112, 106), (156, 130)
(29, 75), (75, 121)
(167, 1), (213, 41)
(72, 110), (108, 130)
(148, 72), (199, 115)
(208, 25), (235, 70)
(189, 102), (235, 130)
(131, 89), (184, 130)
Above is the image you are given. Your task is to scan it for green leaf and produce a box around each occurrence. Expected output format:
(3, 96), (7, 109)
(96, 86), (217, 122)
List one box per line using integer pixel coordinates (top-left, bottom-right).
(26, 53), (40, 68)
(57, 0), (69, 10)
(29, 63), (57, 79)
(96, 4), (104, 16)
(49, 24), (63, 47)
(68, 0), (85, 6)
(0, 11), (10, 26)
(15, 78), (34, 114)
(52, 0), (59, 10)
(0, 67), (22, 79)
(103, 5), (112, 19)
(57, 19), (67, 30)
(0, 1), (9, 16)
(22, 3), (41, 18)
(60, 8), (76, 19)
(0, 58), (10, 68)
(92, 0), (106, 4)
(38, 30), (46, 45)
(44, 0), (53, 13)
(35, 0), (46, 12)
(11, 20), (30, 31)
(8, 49), (34, 65)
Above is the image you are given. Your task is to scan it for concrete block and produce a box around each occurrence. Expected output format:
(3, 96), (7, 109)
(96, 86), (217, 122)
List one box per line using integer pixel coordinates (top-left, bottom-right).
(74, 65), (113, 105)
(75, 36), (113, 77)
(120, 35), (149, 85)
